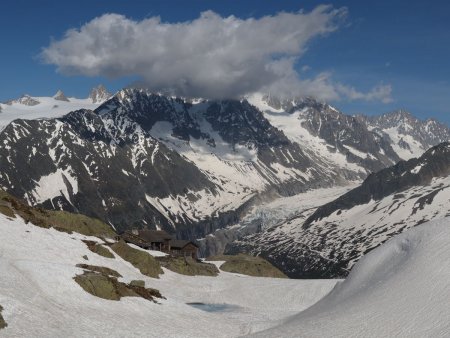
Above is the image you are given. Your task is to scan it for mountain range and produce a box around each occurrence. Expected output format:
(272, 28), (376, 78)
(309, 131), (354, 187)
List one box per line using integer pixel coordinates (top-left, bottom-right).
(0, 86), (449, 276)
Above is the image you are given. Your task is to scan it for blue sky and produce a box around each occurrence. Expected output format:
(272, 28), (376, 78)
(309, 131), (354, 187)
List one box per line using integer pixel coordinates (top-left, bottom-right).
(1, 0), (450, 124)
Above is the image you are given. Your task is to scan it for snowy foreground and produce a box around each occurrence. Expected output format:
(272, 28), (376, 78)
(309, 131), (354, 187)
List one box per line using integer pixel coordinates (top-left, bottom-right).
(0, 214), (335, 337)
(1, 213), (449, 337)
(253, 218), (450, 337)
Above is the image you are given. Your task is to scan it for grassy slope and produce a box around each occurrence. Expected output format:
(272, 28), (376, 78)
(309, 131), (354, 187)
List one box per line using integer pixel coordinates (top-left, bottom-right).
(157, 256), (219, 276)
(110, 240), (163, 278)
(83, 240), (115, 258)
(74, 270), (163, 302)
(0, 189), (115, 237)
(207, 254), (288, 278)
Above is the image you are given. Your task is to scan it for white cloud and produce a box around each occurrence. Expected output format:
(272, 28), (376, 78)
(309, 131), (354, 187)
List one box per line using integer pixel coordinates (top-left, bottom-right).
(335, 83), (393, 103)
(264, 62), (393, 103)
(41, 5), (392, 103)
(301, 65), (312, 72)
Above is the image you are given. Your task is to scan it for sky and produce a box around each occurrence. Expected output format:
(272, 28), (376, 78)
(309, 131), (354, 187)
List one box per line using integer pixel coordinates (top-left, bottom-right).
(1, 0), (450, 124)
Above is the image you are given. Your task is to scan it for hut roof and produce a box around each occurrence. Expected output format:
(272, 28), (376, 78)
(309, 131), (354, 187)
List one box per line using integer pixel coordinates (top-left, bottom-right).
(170, 240), (199, 249)
(138, 230), (173, 243)
(121, 232), (147, 246)
(122, 230), (172, 243)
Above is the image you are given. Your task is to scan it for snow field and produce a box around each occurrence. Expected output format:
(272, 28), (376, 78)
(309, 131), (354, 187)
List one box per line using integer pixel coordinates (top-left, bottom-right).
(0, 214), (337, 337)
(0, 96), (101, 131)
(253, 218), (450, 337)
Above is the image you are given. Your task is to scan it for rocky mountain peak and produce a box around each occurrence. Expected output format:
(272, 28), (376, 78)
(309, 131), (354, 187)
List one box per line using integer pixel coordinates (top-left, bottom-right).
(377, 109), (417, 126)
(53, 90), (70, 102)
(258, 93), (333, 114)
(89, 85), (112, 103)
(363, 109), (450, 158)
(366, 109), (439, 132)
(6, 94), (41, 106)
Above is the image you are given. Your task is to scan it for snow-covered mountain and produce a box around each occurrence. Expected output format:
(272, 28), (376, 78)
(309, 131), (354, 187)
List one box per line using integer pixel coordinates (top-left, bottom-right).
(88, 84), (112, 103)
(198, 94), (450, 265)
(0, 86), (111, 130)
(0, 89), (341, 234)
(198, 185), (355, 259)
(247, 94), (401, 177)
(248, 93), (450, 164)
(362, 109), (450, 160)
(4, 94), (40, 106)
(0, 87), (449, 269)
(53, 90), (70, 102)
(227, 142), (450, 277)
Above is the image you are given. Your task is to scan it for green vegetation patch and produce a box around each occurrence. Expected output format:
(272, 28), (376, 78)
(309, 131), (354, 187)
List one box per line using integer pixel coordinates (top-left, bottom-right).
(130, 280), (145, 287)
(110, 240), (163, 278)
(76, 263), (122, 278)
(157, 256), (219, 276)
(0, 305), (7, 329)
(0, 189), (115, 237)
(82, 240), (115, 259)
(43, 211), (116, 237)
(74, 271), (163, 302)
(0, 204), (15, 218)
(207, 254), (287, 278)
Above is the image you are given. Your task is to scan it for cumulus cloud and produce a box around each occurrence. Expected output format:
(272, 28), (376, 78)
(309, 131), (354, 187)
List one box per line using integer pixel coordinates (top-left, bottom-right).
(41, 5), (392, 103)
(335, 83), (393, 103)
(263, 61), (393, 103)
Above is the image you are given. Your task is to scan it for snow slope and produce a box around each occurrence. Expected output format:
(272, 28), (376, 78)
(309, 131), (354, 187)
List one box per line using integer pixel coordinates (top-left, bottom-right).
(0, 96), (101, 130)
(0, 214), (337, 337)
(252, 217), (450, 337)
(239, 185), (356, 233)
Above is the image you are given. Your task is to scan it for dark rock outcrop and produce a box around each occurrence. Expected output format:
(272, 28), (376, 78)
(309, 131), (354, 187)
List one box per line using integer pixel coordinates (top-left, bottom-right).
(0, 305), (6, 329)
(74, 269), (163, 302)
